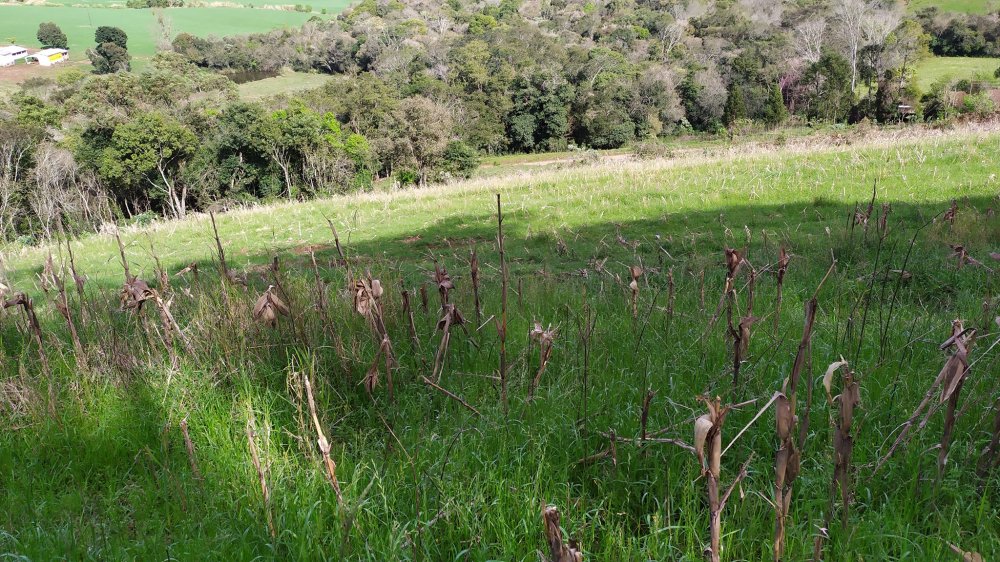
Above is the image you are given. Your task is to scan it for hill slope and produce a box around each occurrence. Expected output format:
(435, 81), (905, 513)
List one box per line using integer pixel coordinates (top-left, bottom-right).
(1, 123), (999, 560)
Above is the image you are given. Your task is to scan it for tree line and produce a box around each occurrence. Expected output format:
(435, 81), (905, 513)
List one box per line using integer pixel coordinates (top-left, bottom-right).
(3, 0), (1000, 243)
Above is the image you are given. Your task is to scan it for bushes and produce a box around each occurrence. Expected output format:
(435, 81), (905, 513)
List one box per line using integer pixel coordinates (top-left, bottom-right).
(440, 141), (479, 179)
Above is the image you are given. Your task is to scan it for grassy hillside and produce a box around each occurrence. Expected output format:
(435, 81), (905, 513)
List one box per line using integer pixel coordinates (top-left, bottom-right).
(914, 56), (1000, 90)
(0, 6), (320, 62)
(1, 124), (999, 560)
(908, 0), (997, 14)
(237, 69), (332, 99)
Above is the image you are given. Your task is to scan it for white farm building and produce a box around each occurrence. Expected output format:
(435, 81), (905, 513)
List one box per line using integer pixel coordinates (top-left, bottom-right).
(26, 48), (69, 67)
(0, 45), (28, 67)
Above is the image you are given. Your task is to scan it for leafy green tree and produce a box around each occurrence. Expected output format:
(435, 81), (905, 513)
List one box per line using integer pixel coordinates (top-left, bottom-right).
(99, 112), (197, 218)
(387, 96), (453, 184)
(89, 42), (131, 74)
(723, 82), (747, 126)
(95, 26), (128, 49)
(36, 22), (68, 49)
(440, 141), (479, 178)
(801, 52), (855, 122)
(761, 84), (787, 126)
(507, 70), (574, 152)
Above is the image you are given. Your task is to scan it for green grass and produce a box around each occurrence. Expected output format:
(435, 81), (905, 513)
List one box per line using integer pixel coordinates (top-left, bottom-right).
(913, 56), (1000, 90)
(908, 0), (997, 14)
(237, 69), (332, 99)
(2, 125), (1000, 560)
(0, 5), (327, 63)
(29, 0), (355, 10)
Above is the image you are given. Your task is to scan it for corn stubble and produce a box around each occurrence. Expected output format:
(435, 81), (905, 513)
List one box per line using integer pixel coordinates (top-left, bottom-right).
(3, 193), (999, 560)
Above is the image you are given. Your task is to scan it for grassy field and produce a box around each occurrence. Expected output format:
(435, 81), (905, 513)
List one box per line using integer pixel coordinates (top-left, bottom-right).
(238, 69), (332, 100)
(913, 55), (1000, 90)
(1, 124), (999, 560)
(18, 0), (355, 10)
(0, 6), (320, 60)
(908, 0), (997, 13)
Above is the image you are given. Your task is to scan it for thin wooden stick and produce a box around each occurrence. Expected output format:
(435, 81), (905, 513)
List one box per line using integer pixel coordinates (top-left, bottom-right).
(497, 193), (509, 413)
(246, 409), (276, 539)
(421, 376), (481, 416)
(179, 417), (202, 481)
(302, 372), (344, 505)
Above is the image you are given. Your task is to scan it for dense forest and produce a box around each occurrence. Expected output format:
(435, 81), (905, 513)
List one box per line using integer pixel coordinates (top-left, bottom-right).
(2, 0), (1000, 241)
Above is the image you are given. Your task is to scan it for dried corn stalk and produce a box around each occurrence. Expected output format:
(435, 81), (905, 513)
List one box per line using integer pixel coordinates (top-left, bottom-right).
(873, 320), (975, 476)
(353, 275), (396, 398)
(707, 248), (751, 333)
(433, 262), (453, 310)
(470, 247), (482, 325)
(949, 245), (985, 269)
(179, 418), (202, 481)
(543, 506), (583, 562)
(302, 371), (344, 504)
(942, 199), (958, 224)
(936, 322), (975, 482)
(629, 265), (642, 319)
(730, 315), (758, 385)
(246, 408), (276, 539)
(694, 396), (752, 562)
(976, 397), (1000, 483)
(773, 392), (799, 561)
(527, 322), (557, 401)
(401, 288), (421, 353)
(433, 303), (466, 382)
(253, 286), (290, 328)
(3, 292), (56, 418)
(829, 361), (859, 529)
(774, 247), (789, 333)
(810, 357), (858, 562)
(121, 277), (151, 311)
(666, 267), (676, 322)
(46, 255), (87, 371)
(878, 202), (890, 238)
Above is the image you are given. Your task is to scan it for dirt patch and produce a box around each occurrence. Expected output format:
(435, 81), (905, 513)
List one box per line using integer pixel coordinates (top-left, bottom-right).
(291, 243), (332, 255)
(0, 58), (90, 86)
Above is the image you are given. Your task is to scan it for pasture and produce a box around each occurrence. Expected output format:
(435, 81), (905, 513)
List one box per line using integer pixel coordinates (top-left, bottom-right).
(908, 0), (997, 14)
(0, 6), (318, 60)
(0, 123), (999, 560)
(914, 55), (1000, 91)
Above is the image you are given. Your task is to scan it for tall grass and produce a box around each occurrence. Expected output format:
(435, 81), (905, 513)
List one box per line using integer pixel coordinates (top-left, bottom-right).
(0, 126), (999, 560)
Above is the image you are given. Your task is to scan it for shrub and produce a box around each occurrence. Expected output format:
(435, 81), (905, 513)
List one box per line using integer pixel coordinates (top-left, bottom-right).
(632, 139), (674, 160)
(395, 169), (419, 187)
(131, 210), (159, 227)
(440, 141), (479, 178)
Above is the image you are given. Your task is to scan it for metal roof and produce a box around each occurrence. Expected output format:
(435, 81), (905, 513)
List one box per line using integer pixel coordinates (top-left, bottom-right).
(0, 45), (27, 57)
(30, 48), (68, 58)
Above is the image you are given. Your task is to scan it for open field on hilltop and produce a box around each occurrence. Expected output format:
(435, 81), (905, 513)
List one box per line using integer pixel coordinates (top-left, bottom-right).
(237, 69), (331, 99)
(914, 56), (1000, 90)
(1, 123), (1000, 560)
(908, 0), (997, 14)
(0, 5), (323, 68)
(13, 0), (354, 10)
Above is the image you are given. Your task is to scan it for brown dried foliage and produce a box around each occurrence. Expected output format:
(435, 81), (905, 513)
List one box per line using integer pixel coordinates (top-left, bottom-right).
(527, 322), (557, 401)
(694, 396), (751, 562)
(872, 320), (975, 476)
(252, 286), (290, 328)
(543, 506), (584, 562)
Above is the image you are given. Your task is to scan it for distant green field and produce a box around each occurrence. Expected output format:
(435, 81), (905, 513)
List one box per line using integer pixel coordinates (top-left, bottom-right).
(908, 0), (996, 13)
(28, 0), (354, 10)
(913, 55), (1000, 90)
(0, 5), (330, 63)
(238, 70), (332, 99)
